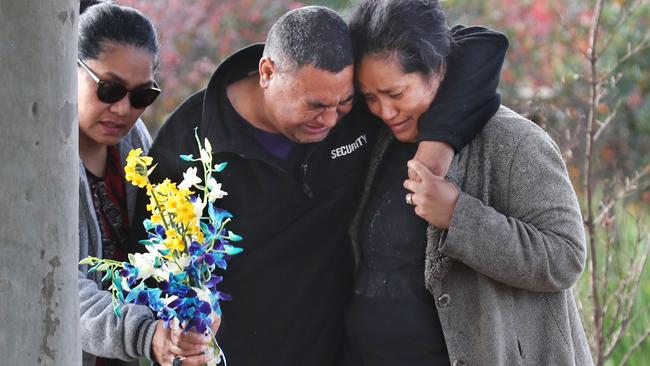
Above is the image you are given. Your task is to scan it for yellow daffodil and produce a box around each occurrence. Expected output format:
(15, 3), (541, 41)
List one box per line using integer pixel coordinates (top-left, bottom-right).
(164, 228), (185, 253)
(125, 148), (153, 188)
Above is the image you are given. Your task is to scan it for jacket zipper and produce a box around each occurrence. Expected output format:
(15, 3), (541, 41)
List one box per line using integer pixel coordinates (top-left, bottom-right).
(300, 145), (318, 199)
(231, 150), (315, 199)
(301, 162), (314, 198)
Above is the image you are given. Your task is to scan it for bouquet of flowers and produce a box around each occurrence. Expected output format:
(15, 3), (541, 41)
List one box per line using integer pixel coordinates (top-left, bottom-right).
(80, 130), (242, 365)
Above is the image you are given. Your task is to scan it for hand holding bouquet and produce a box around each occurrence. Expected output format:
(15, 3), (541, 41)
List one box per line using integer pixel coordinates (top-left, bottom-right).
(81, 130), (242, 365)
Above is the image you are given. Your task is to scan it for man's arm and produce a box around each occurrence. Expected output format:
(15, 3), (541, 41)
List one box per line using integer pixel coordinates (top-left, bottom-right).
(415, 26), (509, 176)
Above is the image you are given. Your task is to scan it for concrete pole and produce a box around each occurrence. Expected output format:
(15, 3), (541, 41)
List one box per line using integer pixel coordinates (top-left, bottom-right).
(0, 1), (80, 365)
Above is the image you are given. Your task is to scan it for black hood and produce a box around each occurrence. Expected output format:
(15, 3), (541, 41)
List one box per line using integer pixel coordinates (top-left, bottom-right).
(416, 25), (509, 149)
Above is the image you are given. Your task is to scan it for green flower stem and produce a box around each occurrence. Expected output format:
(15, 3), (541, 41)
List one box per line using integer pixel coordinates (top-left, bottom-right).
(149, 188), (173, 231)
(207, 218), (232, 252)
(194, 129), (213, 213)
(198, 331), (224, 366)
(83, 256), (124, 266)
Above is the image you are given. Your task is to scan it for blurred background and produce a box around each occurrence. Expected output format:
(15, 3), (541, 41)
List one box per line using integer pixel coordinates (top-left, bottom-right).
(118, 0), (649, 365)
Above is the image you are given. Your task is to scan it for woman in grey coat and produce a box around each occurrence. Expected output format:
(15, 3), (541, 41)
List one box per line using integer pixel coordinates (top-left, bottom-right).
(76, 2), (215, 365)
(344, 0), (593, 365)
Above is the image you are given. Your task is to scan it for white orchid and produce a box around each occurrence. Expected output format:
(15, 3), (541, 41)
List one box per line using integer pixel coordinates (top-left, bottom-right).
(130, 252), (157, 280)
(121, 277), (132, 292)
(177, 254), (191, 269)
(193, 286), (212, 303)
(192, 195), (204, 220)
(166, 253), (192, 275)
(207, 177), (228, 202)
(163, 295), (179, 306)
(143, 244), (174, 280)
(179, 166), (202, 189)
(200, 148), (210, 164)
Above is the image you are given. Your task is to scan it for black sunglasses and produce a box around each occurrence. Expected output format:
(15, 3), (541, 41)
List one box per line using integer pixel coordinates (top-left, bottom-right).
(77, 58), (161, 109)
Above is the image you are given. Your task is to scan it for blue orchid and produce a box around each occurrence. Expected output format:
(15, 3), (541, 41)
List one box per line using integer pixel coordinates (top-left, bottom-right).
(119, 263), (139, 287)
(157, 306), (177, 327)
(208, 202), (233, 229)
(80, 130), (243, 364)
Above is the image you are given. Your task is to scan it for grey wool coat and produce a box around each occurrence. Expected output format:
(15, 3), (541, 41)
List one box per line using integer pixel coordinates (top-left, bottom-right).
(78, 120), (157, 366)
(351, 107), (594, 365)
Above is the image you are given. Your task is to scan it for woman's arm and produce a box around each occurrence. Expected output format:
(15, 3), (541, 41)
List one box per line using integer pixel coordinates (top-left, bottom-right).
(407, 128), (586, 291)
(78, 271), (157, 360)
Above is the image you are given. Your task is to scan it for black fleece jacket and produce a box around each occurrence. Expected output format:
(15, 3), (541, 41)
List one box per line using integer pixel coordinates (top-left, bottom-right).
(130, 25), (508, 366)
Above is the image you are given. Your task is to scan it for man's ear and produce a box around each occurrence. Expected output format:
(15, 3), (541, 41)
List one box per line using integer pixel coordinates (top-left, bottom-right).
(259, 57), (275, 88)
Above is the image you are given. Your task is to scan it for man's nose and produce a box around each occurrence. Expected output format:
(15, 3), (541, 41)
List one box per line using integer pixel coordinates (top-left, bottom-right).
(318, 107), (338, 128)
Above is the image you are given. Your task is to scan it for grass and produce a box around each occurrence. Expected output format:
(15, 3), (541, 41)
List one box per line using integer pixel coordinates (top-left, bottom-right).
(575, 202), (650, 366)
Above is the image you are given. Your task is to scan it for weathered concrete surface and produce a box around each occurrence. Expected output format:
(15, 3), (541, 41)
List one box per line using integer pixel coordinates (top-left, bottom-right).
(0, 1), (80, 365)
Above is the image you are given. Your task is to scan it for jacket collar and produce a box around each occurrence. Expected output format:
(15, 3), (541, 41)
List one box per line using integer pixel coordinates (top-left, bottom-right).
(199, 44), (265, 156)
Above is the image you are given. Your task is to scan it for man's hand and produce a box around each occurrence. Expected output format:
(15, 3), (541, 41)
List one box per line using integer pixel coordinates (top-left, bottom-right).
(413, 141), (454, 178)
(151, 315), (221, 366)
(404, 159), (460, 229)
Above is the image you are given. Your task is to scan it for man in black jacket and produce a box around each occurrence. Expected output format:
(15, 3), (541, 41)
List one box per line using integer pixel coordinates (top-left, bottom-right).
(131, 5), (507, 365)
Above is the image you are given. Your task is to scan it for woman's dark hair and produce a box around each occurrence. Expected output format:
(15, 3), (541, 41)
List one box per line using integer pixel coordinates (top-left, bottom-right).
(348, 0), (452, 77)
(78, 2), (160, 70)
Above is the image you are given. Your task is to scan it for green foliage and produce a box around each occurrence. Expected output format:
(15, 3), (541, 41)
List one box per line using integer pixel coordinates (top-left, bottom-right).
(445, 0), (650, 176)
(574, 201), (650, 366)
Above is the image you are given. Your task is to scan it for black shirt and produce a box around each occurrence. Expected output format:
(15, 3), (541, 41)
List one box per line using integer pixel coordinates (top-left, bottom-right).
(345, 141), (450, 366)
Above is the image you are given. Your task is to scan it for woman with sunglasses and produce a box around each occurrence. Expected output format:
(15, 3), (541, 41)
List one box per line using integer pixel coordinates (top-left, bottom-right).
(77, 2), (216, 366)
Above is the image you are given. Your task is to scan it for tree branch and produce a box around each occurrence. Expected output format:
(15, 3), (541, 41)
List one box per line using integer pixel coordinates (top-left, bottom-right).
(585, 2), (607, 364)
(604, 257), (644, 358)
(593, 99), (622, 141)
(604, 218), (650, 359)
(617, 324), (650, 366)
(597, 0), (644, 57)
(595, 168), (649, 226)
(599, 35), (650, 83)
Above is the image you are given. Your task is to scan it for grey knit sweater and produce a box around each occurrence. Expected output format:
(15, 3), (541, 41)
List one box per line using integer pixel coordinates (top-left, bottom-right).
(78, 120), (156, 366)
(351, 106), (594, 365)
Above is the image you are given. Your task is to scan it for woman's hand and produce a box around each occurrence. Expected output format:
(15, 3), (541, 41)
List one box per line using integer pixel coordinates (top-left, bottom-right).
(404, 159), (460, 229)
(151, 315), (221, 366)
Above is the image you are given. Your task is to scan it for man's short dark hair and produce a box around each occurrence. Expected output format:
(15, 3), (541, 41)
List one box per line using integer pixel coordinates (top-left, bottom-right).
(263, 6), (353, 73)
